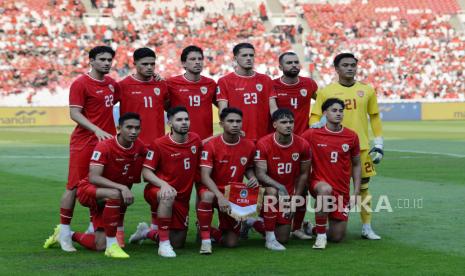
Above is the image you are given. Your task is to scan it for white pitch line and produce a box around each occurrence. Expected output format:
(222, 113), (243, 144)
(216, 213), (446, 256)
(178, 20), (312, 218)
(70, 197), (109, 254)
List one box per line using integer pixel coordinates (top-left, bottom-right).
(386, 149), (465, 158)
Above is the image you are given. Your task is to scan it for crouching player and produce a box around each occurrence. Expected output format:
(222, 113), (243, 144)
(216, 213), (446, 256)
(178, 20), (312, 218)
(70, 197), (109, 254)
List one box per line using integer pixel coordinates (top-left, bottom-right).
(196, 107), (257, 254)
(302, 98), (361, 249)
(128, 106), (201, 258)
(44, 112), (147, 258)
(252, 108), (311, 251)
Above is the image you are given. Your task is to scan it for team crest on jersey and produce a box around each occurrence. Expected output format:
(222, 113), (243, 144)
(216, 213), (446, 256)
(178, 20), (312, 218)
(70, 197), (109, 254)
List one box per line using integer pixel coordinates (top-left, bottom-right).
(200, 86), (208, 95)
(240, 189), (248, 198)
(256, 84), (263, 92)
(342, 144), (350, 152)
(300, 89), (307, 97)
(357, 90), (364, 97)
(154, 87), (160, 96)
(146, 150), (154, 160)
(292, 153), (299, 161)
(201, 151), (208, 160)
(191, 146), (197, 154)
(108, 84), (114, 93)
(91, 151), (101, 161)
(240, 157), (248, 166)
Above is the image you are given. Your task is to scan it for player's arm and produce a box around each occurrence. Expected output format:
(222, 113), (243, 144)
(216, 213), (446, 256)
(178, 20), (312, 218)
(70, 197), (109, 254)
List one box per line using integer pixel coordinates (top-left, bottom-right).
(255, 160), (288, 196)
(217, 101), (228, 117)
(309, 91), (324, 127)
(245, 167), (259, 188)
(89, 164), (134, 205)
(369, 113), (384, 164)
(269, 97), (278, 116)
(70, 107), (113, 141)
(200, 166), (231, 213)
(294, 161), (310, 196)
(142, 167), (177, 200)
(351, 155), (362, 204)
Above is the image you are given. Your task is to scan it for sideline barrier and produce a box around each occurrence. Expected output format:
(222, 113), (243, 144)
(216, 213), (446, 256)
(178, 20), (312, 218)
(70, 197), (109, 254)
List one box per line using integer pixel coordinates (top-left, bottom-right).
(0, 107), (74, 127)
(421, 102), (465, 120)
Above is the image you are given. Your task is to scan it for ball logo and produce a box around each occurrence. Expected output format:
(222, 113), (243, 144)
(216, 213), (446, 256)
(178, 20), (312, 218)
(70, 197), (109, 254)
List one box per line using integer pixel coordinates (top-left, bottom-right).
(108, 84), (114, 93)
(240, 189), (248, 198)
(200, 86), (208, 95)
(191, 146), (197, 154)
(292, 153), (299, 161)
(240, 157), (247, 166)
(357, 90), (364, 97)
(342, 144), (350, 152)
(256, 84), (263, 92)
(300, 89), (307, 97)
(154, 87), (160, 96)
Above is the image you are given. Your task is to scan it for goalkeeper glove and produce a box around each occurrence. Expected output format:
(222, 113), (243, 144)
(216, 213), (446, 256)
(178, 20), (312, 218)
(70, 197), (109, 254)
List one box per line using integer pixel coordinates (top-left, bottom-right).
(369, 137), (384, 164)
(310, 115), (326, 129)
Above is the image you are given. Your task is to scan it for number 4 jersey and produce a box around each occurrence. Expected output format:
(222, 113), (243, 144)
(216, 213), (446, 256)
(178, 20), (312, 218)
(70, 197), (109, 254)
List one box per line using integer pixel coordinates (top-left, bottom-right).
(302, 127), (360, 195)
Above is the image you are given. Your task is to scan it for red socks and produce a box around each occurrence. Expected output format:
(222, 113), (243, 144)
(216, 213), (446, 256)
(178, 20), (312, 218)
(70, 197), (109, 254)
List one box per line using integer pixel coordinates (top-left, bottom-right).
(197, 202), (213, 240)
(252, 220), (266, 235)
(118, 205), (127, 229)
(292, 206), (306, 231)
(72, 232), (96, 250)
(263, 207), (277, 232)
(210, 227), (222, 242)
(315, 214), (327, 234)
(157, 217), (171, 242)
(103, 199), (121, 238)
(60, 208), (73, 225)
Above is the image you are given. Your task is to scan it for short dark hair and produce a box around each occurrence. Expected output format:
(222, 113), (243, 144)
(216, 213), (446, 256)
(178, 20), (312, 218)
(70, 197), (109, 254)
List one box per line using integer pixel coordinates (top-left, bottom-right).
(167, 106), (188, 120)
(278, 52), (298, 65)
(272, 108), (294, 122)
(233, 43), (255, 56)
(133, 47), (156, 62)
(333, 53), (358, 67)
(89, 46), (115, 59)
(119, 112), (141, 126)
(322, 98), (345, 111)
(220, 107), (243, 121)
(181, 45), (203, 62)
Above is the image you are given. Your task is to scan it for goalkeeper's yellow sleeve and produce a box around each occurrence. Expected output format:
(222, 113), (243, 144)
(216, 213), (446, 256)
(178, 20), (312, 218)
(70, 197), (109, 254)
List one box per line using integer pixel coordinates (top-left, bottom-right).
(369, 113), (383, 137)
(309, 113), (321, 125)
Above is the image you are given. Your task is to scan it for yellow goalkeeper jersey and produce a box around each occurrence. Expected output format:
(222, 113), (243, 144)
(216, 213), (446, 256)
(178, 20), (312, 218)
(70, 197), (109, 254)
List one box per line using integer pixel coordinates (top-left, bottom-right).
(311, 81), (380, 150)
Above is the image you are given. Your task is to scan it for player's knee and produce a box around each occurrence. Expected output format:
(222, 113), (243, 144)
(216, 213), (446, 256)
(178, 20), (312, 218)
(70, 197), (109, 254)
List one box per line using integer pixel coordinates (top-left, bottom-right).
(159, 197), (174, 207)
(265, 187), (278, 196)
(318, 184), (332, 196)
(94, 232), (106, 251)
(106, 189), (121, 200)
(200, 191), (215, 203)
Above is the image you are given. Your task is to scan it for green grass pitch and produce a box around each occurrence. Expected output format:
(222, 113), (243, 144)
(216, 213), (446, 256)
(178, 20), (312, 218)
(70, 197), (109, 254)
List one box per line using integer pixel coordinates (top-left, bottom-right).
(0, 121), (464, 275)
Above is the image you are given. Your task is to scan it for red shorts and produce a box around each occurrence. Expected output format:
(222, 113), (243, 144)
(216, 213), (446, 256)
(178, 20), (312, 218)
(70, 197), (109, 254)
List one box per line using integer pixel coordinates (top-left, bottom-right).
(198, 186), (241, 235)
(310, 180), (350, 222)
(67, 143), (95, 190)
(144, 184), (189, 230)
(76, 180), (105, 229)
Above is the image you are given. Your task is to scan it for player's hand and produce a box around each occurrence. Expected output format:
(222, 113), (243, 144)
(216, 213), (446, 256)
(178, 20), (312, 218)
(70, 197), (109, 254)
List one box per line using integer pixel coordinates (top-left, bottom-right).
(160, 183), (177, 200)
(240, 130), (246, 137)
(153, 72), (164, 82)
(217, 195), (231, 214)
(349, 189), (361, 209)
(246, 177), (259, 188)
(369, 137), (384, 164)
(94, 128), (113, 141)
(310, 115), (326, 129)
(277, 184), (288, 197)
(120, 187), (134, 205)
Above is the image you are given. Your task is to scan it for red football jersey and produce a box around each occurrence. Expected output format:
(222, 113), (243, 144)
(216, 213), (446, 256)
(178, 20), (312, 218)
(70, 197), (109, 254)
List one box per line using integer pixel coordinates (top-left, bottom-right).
(255, 133), (311, 193)
(302, 127), (360, 195)
(87, 136), (147, 186)
(217, 72), (276, 141)
(69, 73), (119, 147)
(119, 75), (168, 145)
(200, 135), (256, 191)
(143, 133), (201, 201)
(273, 76), (318, 135)
(167, 75), (217, 139)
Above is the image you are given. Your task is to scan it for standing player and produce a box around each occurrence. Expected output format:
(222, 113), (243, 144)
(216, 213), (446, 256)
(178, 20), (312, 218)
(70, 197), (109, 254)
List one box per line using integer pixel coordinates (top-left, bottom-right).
(302, 98), (361, 249)
(128, 107), (201, 258)
(44, 112), (147, 258)
(310, 53), (384, 240)
(44, 46), (119, 252)
(117, 47), (168, 246)
(197, 107), (257, 254)
(166, 45), (217, 140)
(217, 43), (278, 142)
(253, 108), (310, 251)
(273, 52), (318, 239)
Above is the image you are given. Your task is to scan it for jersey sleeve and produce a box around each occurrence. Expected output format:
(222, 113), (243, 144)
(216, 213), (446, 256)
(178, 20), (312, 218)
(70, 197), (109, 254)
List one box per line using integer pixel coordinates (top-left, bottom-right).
(351, 133), (361, 157)
(311, 88), (324, 117)
(216, 78), (228, 102)
(367, 86), (380, 115)
(267, 76), (277, 99)
(200, 140), (214, 168)
(309, 79), (318, 97)
(246, 143), (256, 168)
(69, 79), (86, 108)
(143, 141), (161, 171)
(112, 80), (121, 104)
(254, 140), (268, 162)
(300, 139), (311, 162)
(301, 128), (313, 143)
(89, 142), (108, 166)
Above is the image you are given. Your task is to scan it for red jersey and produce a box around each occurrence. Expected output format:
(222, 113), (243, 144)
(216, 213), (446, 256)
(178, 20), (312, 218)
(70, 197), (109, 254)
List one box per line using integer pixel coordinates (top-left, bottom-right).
(273, 76), (318, 135)
(302, 127), (360, 195)
(119, 75), (168, 145)
(200, 135), (255, 191)
(167, 75), (217, 139)
(87, 136), (147, 186)
(69, 73), (119, 147)
(217, 72), (276, 141)
(143, 133), (201, 201)
(255, 133), (310, 193)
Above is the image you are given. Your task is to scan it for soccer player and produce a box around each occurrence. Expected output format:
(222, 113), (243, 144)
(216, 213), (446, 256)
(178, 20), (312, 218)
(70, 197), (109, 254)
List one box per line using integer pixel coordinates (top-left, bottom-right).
(44, 112), (147, 258)
(128, 106), (201, 258)
(44, 46), (120, 252)
(273, 52), (318, 239)
(217, 42), (278, 142)
(302, 98), (361, 249)
(166, 45), (217, 140)
(254, 108), (311, 251)
(310, 53), (384, 240)
(197, 107), (257, 254)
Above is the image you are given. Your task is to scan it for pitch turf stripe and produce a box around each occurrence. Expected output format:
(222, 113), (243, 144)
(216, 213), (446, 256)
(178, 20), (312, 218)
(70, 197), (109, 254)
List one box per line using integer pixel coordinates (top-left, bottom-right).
(0, 155), (68, 159)
(386, 149), (465, 158)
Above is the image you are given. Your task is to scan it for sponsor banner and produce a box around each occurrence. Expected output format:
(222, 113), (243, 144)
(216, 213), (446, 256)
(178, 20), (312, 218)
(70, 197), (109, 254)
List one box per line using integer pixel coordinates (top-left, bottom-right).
(379, 102), (422, 121)
(0, 107), (75, 127)
(422, 102), (465, 120)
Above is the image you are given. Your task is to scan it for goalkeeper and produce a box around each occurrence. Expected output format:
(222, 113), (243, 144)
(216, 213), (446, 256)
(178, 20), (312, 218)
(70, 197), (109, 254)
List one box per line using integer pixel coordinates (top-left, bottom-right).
(310, 53), (384, 240)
